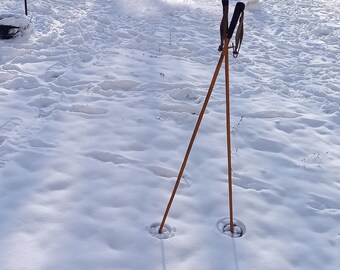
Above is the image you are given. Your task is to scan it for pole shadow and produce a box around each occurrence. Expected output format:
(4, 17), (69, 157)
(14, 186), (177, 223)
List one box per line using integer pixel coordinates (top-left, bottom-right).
(161, 239), (167, 270)
(231, 238), (240, 270)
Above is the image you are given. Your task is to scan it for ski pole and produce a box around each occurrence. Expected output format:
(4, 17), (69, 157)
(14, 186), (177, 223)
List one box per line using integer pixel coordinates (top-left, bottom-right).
(158, 45), (227, 235)
(223, 2), (245, 234)
(24, 0), (28, 16)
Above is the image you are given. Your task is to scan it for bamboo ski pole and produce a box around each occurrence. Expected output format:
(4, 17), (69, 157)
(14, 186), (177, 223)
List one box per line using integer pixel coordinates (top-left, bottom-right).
(224, 2), (245, 234)
(225, 42), (234, 233)
(158, 50), (226, 234)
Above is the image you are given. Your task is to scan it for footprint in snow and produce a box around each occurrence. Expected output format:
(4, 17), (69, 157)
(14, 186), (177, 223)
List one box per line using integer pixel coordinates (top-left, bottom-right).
(248, 137), (286, 153)
(70, 104), (108, 115)
(168, 88), (199, 102)
(0, 159), (7, 168)
(28, 97), (59, 109)
(306, 194), (340, 216)
(36, 104), (109, 118)
(2, 76), (41, 91)
(28, 139), (56, 149)
(233, 174), (284, 201)
(246, 110), (301, 119)
(98, 80), (140, 91)
(147, 165), (191, 187)
(0, 136), (7, 147)
(37, 179), (72, 193)
(85, 150), (138, 165)
(157, 103), (200, 116)
(0, 118), (22, 137)
(298, 117), (327, 128)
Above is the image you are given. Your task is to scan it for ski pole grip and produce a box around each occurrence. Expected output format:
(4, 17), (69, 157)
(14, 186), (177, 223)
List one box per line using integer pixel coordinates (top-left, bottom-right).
(222, 0), (229, 6)
(227, 2), (245, 39)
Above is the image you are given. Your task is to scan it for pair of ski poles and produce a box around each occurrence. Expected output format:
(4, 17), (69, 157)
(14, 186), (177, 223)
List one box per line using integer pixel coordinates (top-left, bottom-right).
(158, 1), (245, 235)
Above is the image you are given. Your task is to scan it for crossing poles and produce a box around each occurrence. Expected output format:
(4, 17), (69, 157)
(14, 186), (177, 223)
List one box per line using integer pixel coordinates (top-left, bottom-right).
(158, 2), (245, 235)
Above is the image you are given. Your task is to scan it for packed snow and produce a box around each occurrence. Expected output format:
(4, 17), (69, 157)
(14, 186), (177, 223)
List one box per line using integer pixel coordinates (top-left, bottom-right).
(0, 0), (339, 269)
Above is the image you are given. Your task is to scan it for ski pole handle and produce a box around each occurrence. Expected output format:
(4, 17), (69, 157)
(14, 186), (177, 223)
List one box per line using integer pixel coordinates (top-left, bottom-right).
(227, 2), (245, 39)
(218, 0), (229, 51)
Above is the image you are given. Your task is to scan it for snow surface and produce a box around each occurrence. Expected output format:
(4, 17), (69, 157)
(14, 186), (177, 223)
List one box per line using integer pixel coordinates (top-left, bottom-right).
(0, 0), (339, 269)
(0, 14), (30, 28)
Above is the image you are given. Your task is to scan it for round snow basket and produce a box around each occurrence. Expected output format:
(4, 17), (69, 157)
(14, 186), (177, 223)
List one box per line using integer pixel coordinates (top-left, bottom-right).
(217, 218), (246, 238)
(148, 222), (176, 239)
(0, 14), (31, 39)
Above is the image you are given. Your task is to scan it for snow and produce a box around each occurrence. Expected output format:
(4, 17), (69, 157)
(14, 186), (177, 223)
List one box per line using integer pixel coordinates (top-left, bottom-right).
(0, 14), (30, 28)
(0, 0), (339, 269)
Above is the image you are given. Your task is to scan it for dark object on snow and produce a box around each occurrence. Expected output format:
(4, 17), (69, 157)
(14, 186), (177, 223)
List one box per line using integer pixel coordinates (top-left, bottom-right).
(218, 1), (245, 56)
(0, 24), (20, 39)
(0, 14), (30, 39)
(219, 0), (229, 51)
(25, 0), (28, 16)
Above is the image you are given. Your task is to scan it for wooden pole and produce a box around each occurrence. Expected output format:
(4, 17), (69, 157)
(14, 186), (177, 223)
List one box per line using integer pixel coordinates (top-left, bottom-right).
(223, 2), (245, 234)
(225, 43), (234, 234)
(158, 45), (229, 234)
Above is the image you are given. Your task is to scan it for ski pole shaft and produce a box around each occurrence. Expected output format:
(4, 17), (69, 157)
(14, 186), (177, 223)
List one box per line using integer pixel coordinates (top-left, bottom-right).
(225, 40), (234, 234)
(24, 0), (28, 16)
(158, 44), (230, 234)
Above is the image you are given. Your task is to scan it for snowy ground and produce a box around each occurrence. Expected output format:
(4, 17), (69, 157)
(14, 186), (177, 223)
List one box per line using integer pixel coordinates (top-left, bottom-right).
(0, 0), (339, 269)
